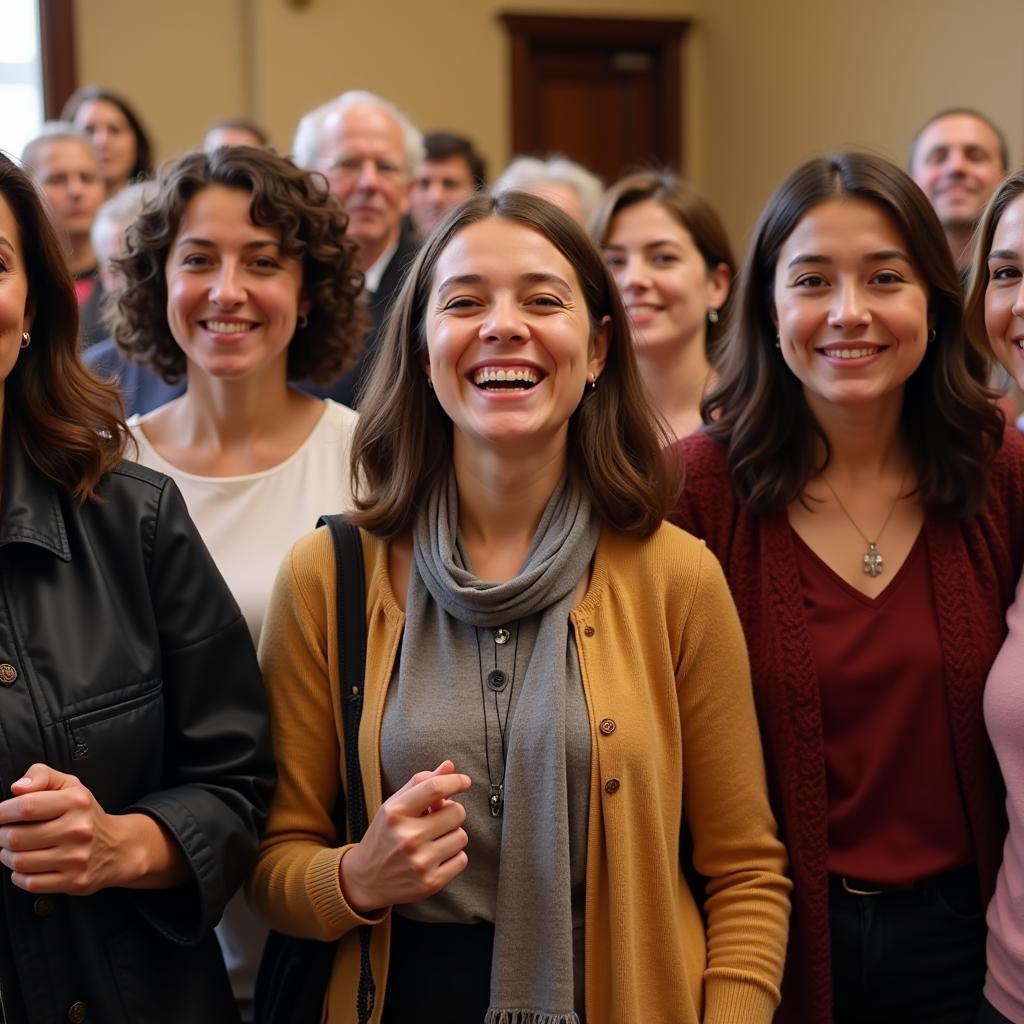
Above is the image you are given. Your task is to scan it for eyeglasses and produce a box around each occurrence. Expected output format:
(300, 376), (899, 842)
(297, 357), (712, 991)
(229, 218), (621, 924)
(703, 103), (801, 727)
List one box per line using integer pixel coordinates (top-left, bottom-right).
(315, 155), (406, 182)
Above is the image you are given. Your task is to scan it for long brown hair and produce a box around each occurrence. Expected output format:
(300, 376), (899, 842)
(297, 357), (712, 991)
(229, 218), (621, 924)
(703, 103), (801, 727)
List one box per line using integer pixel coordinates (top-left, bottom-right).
(964, 170), (1024, 366)
(349, 190), (674, 539)
(703, 152), (1000, 519)
(0, 154), (124, 502)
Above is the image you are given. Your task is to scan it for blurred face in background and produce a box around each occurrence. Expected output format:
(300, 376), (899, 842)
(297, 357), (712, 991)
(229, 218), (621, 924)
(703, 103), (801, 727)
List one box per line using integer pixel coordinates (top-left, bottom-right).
(72, 99), (138, 194)
(32, 139), (105, 244)
(410, 155), (476, 240)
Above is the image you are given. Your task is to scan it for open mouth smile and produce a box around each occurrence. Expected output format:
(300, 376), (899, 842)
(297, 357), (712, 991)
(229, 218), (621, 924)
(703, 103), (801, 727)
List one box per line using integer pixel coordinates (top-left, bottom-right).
(471, 365), (543, 391)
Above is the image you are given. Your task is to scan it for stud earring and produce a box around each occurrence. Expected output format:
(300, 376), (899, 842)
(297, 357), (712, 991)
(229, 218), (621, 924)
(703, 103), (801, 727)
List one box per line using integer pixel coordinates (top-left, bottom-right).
(707, 309), (719, 324)
(20, 332), (30, 349)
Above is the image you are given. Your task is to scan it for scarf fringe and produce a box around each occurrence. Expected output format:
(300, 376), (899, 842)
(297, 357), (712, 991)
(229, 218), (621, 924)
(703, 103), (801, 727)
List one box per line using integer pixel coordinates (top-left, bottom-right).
(485, 1012), (580, 1024)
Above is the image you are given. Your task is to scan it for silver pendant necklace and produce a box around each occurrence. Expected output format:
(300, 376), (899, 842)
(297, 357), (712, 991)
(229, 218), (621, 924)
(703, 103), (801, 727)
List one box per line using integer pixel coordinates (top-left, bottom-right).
(819, 468), (908, 578)
(474, 623), (519, 817)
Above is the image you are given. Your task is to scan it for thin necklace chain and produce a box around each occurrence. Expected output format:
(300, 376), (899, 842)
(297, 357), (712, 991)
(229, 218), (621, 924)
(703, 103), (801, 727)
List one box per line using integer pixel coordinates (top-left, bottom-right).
(820, 467), (908, 546)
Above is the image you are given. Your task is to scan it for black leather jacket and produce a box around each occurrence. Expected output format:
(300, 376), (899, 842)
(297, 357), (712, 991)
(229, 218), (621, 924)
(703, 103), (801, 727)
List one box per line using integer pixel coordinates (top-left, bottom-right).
(0, 437), (275, 1024)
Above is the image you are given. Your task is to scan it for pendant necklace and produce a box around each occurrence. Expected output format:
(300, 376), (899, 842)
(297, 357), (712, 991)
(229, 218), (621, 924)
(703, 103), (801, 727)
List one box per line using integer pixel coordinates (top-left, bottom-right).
(474, 623), (520, 817)
(820, 468), (908, 578)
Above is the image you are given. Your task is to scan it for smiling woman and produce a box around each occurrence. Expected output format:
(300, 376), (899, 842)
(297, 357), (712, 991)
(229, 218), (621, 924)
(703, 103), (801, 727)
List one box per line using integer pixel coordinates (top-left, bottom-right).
(672, 152), (1024, 1024)
(248, 189), (792, 1024)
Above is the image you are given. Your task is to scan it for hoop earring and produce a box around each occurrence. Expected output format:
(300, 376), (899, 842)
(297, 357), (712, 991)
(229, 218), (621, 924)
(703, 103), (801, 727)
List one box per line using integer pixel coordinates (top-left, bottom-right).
(297, 314), (309, 329)
(927, 327), (936, 343)
(20, 332), (30, 349)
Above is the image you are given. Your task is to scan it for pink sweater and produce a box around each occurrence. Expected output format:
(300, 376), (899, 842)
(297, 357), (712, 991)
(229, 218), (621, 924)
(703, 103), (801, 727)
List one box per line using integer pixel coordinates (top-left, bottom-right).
(985, 570), (1024, 1022)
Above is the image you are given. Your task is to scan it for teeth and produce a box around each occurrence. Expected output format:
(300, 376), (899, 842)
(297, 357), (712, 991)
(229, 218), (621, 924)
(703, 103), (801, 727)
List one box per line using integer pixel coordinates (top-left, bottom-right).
(473, 367), (540, 386)
(828, 348), (878, 359)
(205, 321), (251, 334)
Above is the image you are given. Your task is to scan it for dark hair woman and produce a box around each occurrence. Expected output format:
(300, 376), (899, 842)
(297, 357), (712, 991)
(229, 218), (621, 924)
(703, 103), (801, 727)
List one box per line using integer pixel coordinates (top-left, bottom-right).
(249, 190), (792, 1024)
(0, 154), (272, 1022)
(672, 151), (1024, 1024)
(62, 85), (154, 196)
(110, 145), (366, 1019)
(964, 170), (1024, 1024)
(592, 170), (735, 441)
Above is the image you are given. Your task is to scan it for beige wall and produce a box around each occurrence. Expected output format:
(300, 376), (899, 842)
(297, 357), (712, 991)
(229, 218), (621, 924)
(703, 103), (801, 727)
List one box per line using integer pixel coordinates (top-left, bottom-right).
(76, 0), (1024, 253)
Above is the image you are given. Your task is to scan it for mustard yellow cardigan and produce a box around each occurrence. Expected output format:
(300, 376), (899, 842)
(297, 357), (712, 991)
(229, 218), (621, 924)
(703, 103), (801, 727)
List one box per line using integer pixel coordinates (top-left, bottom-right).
(249, 522), (791, 1023)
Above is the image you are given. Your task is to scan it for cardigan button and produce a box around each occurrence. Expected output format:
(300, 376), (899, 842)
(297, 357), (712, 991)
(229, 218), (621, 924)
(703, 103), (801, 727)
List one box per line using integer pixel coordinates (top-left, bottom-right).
(32, 896), (53, 918)
(604, 778), (620, 794)
(599, 718), (616, 735)
(0, 664), (17, 685)
(67, 1002), (88, 1024)
(582, 626), (595, 637)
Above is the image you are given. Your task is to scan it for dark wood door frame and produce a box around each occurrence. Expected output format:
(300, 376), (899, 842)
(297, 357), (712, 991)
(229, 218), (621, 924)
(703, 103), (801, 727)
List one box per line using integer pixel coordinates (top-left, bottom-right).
(501, 13), (690, 169)
(39, 0), (77, 118)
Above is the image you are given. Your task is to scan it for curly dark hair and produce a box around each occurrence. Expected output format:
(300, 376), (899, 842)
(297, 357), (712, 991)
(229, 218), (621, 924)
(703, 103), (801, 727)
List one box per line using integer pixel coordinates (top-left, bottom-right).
(111, 147), (367, 385)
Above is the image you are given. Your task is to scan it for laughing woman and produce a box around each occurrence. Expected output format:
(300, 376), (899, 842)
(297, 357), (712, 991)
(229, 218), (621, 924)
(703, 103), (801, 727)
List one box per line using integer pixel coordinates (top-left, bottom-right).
(249, 190), (791, 1024)
(672, 152), (1024, 1024)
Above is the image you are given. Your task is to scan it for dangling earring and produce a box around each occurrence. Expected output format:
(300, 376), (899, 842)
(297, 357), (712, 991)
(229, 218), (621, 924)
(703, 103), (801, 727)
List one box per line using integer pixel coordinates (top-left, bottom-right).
(707, 309), (719, 324)
(587, 374), (598, 391)
(20, 332), (31, 349)
(297, 314), (309, 329)
(774, 332), (781, 350)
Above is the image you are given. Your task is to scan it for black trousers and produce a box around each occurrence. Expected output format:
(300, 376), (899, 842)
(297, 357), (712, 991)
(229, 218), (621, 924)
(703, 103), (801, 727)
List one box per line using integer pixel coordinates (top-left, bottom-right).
(381, 916), (494, 1023)
(830, 866), (987, 1024)
(976, 997), (1014, 1024)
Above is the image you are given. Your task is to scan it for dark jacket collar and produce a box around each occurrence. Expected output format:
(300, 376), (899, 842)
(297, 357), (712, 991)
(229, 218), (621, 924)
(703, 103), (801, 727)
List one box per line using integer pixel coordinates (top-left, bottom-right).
(0, 434), (71, 559)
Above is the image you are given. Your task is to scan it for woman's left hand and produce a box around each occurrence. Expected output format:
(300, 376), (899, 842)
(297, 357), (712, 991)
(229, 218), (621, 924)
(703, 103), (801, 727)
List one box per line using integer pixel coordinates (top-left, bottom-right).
(0, 763), (185, 895)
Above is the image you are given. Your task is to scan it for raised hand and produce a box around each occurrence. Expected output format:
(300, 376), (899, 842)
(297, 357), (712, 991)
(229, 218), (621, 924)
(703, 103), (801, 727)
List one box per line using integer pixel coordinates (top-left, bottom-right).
(339, 759), (471, 913)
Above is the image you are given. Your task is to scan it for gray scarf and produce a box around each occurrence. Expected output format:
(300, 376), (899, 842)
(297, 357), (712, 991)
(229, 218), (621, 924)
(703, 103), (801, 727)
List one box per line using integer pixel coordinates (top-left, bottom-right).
(410, 470), (599, 1024)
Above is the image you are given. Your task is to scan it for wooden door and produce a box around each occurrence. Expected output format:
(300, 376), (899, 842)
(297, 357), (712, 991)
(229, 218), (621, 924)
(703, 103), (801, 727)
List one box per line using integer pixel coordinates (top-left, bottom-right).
(501, 14), (690, 185)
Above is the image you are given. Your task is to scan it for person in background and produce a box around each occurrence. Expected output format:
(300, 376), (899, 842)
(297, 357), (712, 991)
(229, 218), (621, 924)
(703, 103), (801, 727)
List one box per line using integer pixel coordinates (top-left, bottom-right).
(83, 182), (185, 415)
(494, 155), (603, 226)
(964, 170), (1024, 1024)
(62, 86), (154, 197)
(592, 170), (734, 441)
(249, 189), (790, 1024)
(909, 108), (1009, 274)
(20, 123), (107, 345)
(110, 145), (366, 1022)
(204, 119), (269, 153)
(672, 151), (1024, 1024)
(292, 90), (421, 406)
(409, 131), (486, 241)
(0, 150), (272, 1024)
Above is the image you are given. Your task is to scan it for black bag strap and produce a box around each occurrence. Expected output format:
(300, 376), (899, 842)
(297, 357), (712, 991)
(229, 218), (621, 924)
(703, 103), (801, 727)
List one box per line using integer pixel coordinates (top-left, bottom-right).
(317, 514), (376, 1024)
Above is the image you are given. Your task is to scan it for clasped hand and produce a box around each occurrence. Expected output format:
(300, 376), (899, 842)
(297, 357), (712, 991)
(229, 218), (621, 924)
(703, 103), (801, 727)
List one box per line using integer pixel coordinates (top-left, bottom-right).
(340, 759), (471, 914)
(0, 763), (127, 895)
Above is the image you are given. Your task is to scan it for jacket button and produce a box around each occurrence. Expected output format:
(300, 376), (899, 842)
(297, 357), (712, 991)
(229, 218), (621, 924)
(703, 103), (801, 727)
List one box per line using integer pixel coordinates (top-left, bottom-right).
(599, 718), (616, 735)
(0, 664), (17, 685)
(67, 1002), (88, 1023)
(33, 896), (53, 918)
(582, 626), (595, 637)
(604, 778), (620, 794)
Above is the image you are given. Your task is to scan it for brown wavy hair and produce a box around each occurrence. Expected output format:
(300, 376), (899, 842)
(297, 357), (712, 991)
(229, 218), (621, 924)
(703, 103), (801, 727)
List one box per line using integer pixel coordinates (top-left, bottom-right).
(112, 147), (366, 385)
(349, 190), (674, 539)
(964, 170), (1024, 367)
(703, 151), (1001, 519)
(590, 169), (736, 351)
(61, 85), (154, 182)
(0, 154), (124, 502)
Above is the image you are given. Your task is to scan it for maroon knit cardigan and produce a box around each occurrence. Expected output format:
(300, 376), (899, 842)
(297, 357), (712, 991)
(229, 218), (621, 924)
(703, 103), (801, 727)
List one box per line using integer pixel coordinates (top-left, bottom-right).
(671, 429), (1024, 1024)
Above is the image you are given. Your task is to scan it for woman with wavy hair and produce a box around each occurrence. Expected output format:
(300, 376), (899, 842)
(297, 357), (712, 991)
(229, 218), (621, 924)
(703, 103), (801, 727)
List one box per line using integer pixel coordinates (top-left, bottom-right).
(111, 145), (366, 1020)
(964, 171), (1024, 1024)
(592, 170), (734, 441)
(0, 154), (272, 1022)
(249, 189), (791, 1023)
(672, 151), (1024, 1023)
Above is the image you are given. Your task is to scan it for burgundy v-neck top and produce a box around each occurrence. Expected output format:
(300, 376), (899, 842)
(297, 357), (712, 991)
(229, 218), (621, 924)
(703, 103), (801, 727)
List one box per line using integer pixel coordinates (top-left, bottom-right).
(793, 528), (974, 883)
